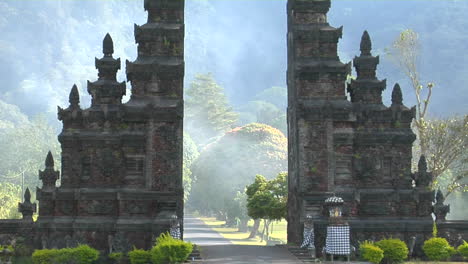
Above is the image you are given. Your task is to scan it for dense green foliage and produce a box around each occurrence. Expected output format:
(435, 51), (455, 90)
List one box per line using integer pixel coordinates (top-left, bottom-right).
(108, 252), (124, 263)
(183, 133), (200, 202)
(32, 245), (99, 264)
(0, 245), (14, 262)
(375, 239), (408, 263)
(245, 172), (287, 240)
(458, 240), (468, 259)
(246, 173), (287, 221)
(224, 191), (249, 229)
(185, 73), (238, 146)
(0, 183), (21, 219)
(128, 248), (151, 264)
(0, 101), (60, 219)
(359, 241), (384, 264)
(422, 237), (455, 261)
(150, 233), (193, 264)
(238, 86), (287, 135)
(189, 123), (287, 218)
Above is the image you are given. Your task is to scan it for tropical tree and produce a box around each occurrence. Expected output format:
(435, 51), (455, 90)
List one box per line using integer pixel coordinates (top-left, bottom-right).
(183, 133), (199, 202)
(237, 86), (287, 135)
(386, 29), (433, 157)
(426, 116), (468, 197)
(246, 172), (287, 241)
(188, 123), (287, 220)
(0, 183), (22, 219)
(185, 73), (238, 146)
(387, 29), (467, 197)
(0, 100), (60, 218)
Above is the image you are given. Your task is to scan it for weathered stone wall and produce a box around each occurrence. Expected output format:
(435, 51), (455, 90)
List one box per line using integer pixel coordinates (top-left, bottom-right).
(286, 0), (458, 255)
(0, 0), (185, 253)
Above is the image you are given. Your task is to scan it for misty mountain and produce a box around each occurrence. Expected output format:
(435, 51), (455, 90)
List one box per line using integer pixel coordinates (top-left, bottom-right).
(0, 0), (466, 124)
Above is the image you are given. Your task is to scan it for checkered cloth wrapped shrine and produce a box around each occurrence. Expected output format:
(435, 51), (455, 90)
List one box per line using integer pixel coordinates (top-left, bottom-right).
(325, 226), (350, 255)
(170, 226), (181, 240)
(301, 227), (314, 248)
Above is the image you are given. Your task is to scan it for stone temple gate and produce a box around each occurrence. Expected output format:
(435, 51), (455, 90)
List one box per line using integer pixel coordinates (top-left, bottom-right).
(0, 0), (466, 255)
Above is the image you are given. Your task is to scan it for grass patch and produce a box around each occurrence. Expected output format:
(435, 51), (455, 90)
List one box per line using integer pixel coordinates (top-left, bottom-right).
(199, 217), (287, 245)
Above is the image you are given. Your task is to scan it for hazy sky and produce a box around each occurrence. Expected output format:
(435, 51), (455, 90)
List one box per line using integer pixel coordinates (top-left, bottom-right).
(0, 0), (466, 126)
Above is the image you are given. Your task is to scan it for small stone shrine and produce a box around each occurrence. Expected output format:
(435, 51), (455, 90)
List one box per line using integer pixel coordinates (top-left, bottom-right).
(286, 0), (466, 256)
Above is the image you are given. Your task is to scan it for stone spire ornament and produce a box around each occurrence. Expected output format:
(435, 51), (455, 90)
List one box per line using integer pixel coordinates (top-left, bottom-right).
(87, 33), (125, 105)
(418, 155), (428, 173)
(39, 151), (60, 192)
(45, 150), (54, 168)
(434, 188), (450, 221)
(391, 83), (403, 105)
(415, 155), (432, 188)
(69, 84), (80, 107)
(360, 30), (372, 56)
(103, 33), (114, 57)
(18, 187), (37, 221)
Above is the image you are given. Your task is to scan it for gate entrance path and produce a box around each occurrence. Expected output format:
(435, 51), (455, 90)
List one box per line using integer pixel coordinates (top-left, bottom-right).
(184, 215), (302, 263)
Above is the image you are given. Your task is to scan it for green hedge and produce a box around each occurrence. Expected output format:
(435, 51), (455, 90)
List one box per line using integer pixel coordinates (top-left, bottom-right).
(108, 252), (124, 263)
(32, 245), (99, 264)
(150, 232), (193, 264)
(128, 248), (151, 264)
(359, 241), (384, 264)
(375, 238), (408, 264)
(422, 237), (455, 261)
(457, 240), (468, 259)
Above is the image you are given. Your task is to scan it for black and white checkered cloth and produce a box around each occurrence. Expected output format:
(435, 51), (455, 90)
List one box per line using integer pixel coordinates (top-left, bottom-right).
(300, 228), (314, 248)
(170, 226), (181, 240)
(325, 226), (350, 255)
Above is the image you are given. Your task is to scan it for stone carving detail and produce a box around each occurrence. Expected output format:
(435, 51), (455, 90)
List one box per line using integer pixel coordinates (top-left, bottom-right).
(83, 200), (114, 215)
(415, 155), (432, 187)
(127, 201), (148, 214)
(112, 232), (130, 253)
(434, 189), (450, 221)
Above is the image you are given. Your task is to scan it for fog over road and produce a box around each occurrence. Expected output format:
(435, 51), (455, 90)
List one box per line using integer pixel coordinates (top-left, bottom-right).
(183, 215), (302, 263)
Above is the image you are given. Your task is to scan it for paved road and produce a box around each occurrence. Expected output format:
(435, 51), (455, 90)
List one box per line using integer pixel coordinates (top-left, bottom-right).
(184, 216), (231, 245)
(183, 216), (302, 263)
(199, 245), (304, 264)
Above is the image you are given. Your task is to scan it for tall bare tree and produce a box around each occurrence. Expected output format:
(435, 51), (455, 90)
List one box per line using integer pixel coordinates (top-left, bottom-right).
(387, 30), (467, 196)
(386, 29), (434, 156)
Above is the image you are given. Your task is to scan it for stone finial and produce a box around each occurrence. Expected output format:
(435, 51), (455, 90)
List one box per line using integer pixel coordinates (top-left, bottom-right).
(436, 188), (445, 204)
(418, 155), (428, 173)
(392, 83), (403, 105)
(434, 188), (450, 221)
(18, 187), (36, 221)
(69, 84), (80, 107)
(39, 151), (60, 191)
(45, 151), (54, 168)
(103, 33), (114, 56)
(24, 187), (31, 203)
(360, 30), (372, 56)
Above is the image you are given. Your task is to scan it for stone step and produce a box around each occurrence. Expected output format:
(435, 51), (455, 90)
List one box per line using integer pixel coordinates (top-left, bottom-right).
(286, 246), (316, 263)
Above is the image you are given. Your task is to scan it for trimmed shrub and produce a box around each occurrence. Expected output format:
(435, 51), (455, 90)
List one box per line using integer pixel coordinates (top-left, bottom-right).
(108, 252), (124, 263)
(360, 241), (384, 264)
(375, 238), (408, 264)
(423, 237), (455, 261)
(32, 249), (60, 264)
(458, 240), (468, 259)
(150, 232), (193, 264)
(72, 245), (100, 264)
(32, 245), (99, 264)
(128, 248), (151, 264)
